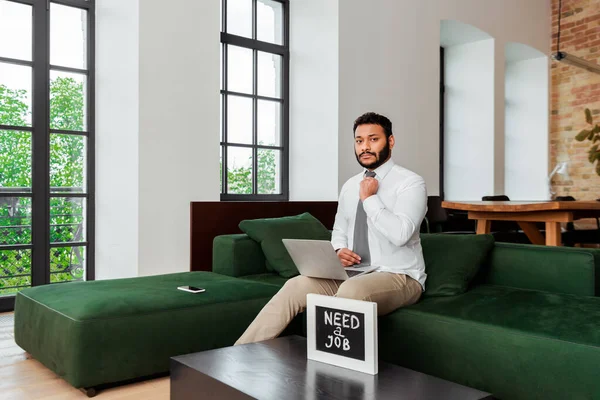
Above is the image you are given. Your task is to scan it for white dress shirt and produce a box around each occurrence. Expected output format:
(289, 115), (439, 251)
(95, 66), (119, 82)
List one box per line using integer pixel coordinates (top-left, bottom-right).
(331, 159), (428, 289)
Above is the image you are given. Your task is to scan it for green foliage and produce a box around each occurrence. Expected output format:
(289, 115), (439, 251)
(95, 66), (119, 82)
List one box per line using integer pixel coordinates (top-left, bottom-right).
(0, 85), (29, 126)
(586, 108), (593, 125)
(50, 77), (85, 131)
(0, 85), (31, 190)
(576, 129), (591, 142)
(50, 134), (84, 189)
(0, 130), (31, 189)
(0, 78), (85, 296)
(226, 159), (252, 194)
(257, 149), (276, 194)
(221, 147), (277, 194)
(49, 77), (85, 190)
(576, 108), (600, 176)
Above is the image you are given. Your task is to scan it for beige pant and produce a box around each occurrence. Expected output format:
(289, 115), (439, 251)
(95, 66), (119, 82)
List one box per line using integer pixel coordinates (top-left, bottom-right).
(235, 272), (422, 345)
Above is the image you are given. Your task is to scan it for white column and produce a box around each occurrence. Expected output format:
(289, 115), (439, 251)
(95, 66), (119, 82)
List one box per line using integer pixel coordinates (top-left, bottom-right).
(289, 0), (339, 200)
(137, 0), (220, 276)
(95, 0), (140, 279)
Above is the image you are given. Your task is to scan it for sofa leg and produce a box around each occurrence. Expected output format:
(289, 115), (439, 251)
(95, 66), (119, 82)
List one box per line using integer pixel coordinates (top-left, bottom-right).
(80, 387), (97, 397)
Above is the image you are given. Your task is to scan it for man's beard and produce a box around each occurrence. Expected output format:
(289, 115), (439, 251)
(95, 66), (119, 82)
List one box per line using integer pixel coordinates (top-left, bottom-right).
(355, 139), (391, 170)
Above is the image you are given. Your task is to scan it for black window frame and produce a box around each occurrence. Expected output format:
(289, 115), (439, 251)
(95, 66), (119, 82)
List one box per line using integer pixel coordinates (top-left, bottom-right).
(220, 0), (290, 201)
(439, 46), (445, 201)
(0, 0), (95, 312)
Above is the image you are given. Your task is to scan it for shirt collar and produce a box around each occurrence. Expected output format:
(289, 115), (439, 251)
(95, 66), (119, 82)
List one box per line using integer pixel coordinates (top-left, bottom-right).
(364, 158), (395, 180)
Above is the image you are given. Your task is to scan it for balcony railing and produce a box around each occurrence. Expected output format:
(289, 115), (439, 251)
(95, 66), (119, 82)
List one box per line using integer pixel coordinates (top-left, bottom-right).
(0, 188), (86, 295)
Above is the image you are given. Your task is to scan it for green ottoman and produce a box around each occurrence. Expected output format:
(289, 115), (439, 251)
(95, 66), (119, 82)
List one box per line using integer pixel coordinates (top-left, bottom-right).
(14, 272), (283, 393)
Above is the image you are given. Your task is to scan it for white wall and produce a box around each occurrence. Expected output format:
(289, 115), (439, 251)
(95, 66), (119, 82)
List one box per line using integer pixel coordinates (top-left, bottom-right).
(336, 0), (550, 194)
(505, 55), (549, 200)
(138, 0), (220, 276)
(338, 0), (440, 191)
(444, 39), (495, 200)
(96, 0), (219, 279)
(96, 0), (139, 279)
(289, 0), (339, 201)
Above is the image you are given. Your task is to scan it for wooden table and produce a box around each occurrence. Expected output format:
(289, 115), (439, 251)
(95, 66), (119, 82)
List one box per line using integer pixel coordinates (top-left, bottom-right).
(441, 201), (600, 246)
(171, 335), (493, 399)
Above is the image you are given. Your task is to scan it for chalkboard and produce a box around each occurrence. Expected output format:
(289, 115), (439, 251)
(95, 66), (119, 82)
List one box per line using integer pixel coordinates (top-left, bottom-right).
(315, 306), (365, 361)
(307, 294), (378, 375)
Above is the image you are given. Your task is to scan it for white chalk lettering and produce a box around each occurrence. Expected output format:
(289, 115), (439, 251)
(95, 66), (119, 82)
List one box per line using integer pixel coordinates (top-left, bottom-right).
(343, 338), (350, 351)
(324, 311), (360, 329)
(324, 311), (333, 326)
(333, 312), (341, 326)
(324, 335), (351, 351)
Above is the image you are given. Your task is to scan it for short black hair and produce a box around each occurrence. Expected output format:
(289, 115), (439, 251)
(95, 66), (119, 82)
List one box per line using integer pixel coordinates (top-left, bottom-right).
(353, 112), (393, 138)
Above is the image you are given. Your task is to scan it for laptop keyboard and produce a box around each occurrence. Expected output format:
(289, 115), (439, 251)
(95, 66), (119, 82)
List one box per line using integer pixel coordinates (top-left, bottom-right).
(346, 270), (362, 278)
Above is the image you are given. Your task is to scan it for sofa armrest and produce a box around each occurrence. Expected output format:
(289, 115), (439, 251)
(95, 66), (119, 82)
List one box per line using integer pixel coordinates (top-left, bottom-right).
(568, 247), (600, 296)
(212, 234), (267, 277)
(480, 243), (596, 296)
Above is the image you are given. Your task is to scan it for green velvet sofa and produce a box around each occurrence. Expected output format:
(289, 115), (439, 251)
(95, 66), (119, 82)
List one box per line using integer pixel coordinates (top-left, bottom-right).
(13, 271), (302, 394)
(213, 233), (600, 400)
(13, 233), (600, 399)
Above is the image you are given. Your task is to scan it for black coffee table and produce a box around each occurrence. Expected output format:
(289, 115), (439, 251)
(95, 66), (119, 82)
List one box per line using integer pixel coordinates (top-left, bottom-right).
(170, 335), (494, 400)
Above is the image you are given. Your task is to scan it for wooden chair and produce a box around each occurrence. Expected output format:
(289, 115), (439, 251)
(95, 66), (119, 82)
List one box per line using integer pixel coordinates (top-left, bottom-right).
(556, 196), (600, 247)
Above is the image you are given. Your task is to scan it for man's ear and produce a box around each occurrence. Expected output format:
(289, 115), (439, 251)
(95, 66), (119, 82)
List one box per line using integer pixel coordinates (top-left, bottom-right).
(388, 135), (395, 149)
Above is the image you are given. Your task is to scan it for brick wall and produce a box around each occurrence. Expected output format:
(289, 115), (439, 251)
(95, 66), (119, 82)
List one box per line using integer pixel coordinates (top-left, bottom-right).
(551, 0), (600, 201)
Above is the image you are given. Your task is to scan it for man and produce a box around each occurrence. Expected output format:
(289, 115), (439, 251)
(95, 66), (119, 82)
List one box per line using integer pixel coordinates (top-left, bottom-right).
(235, 112), (427, 345)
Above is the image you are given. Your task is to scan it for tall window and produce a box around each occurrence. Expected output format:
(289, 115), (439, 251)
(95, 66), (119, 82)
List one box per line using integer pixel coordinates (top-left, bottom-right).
(220, 0), (289, 200)
(0, 0), (95, 310)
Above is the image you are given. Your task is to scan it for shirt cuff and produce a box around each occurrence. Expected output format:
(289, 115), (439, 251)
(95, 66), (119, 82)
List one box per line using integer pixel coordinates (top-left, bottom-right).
(331, 240), (347, 251)
(362, 194), (385, 217)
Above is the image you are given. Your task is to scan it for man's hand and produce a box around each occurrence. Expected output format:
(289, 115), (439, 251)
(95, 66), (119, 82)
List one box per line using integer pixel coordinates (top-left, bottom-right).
(336, 248), (361, 267)
(359, 177), (379, 201)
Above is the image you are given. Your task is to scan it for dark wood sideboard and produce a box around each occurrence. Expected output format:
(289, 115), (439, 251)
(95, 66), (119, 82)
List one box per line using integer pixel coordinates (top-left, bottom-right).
(190, 201), (338, 272)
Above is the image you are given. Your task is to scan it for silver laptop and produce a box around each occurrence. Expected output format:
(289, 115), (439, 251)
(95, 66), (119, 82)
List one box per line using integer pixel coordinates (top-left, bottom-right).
(282, 239), (379, 280)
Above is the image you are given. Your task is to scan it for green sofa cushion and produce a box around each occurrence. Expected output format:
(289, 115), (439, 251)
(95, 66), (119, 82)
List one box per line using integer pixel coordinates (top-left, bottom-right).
(480, 242), (596, 296)
(16, 271), (276, 320)
(213, 234), (267, 277)
(380, 284), (600, 399)
(420, 233), (494, 297)
(239, 212), (332, 278)
(14, 272), (286, 388)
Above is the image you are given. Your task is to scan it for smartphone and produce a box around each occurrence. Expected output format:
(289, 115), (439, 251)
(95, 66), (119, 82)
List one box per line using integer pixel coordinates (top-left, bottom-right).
(177, 286), (206, 293)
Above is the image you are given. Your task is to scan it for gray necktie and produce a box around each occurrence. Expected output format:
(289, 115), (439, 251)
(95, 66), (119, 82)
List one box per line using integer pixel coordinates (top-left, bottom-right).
(353, 171), (376, 266)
